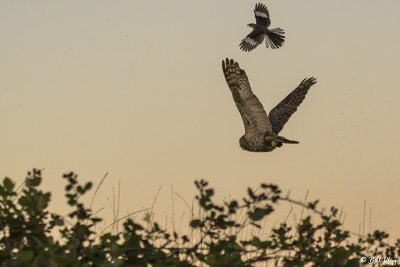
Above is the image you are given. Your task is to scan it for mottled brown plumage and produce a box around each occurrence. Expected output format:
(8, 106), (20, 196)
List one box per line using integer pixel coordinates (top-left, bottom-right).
(222, 58), (317, 152)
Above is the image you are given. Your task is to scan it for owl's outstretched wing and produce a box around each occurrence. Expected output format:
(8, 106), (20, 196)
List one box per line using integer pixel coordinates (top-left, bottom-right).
(269, 77), (317, 134)
(222, 58), (272, 136)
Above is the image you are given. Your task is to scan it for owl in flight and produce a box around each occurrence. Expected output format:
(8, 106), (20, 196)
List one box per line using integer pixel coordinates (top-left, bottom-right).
(222, 58), (317, 152)
(240, 3), (285, 52)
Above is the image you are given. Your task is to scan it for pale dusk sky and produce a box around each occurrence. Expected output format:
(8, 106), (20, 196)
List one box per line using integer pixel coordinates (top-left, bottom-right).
(1, 1), (399, 238)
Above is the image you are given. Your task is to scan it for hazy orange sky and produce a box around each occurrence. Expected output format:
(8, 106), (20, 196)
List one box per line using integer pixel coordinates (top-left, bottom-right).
(1, 1), (399, 238)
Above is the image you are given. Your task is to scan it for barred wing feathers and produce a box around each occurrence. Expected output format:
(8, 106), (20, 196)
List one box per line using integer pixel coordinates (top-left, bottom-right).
(269, 77), (317, 134)
(222, 58), (272, 136)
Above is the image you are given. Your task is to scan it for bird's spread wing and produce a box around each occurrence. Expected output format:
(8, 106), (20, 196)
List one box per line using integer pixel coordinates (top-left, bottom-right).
(222, 58), (272, 136)
(239, 30), (264, 52)
(269, 78), (317, 134)
(254, 3), (271, 27)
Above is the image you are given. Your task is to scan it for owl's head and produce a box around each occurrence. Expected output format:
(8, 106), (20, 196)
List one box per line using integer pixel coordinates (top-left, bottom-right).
(239, 136), (252, 151)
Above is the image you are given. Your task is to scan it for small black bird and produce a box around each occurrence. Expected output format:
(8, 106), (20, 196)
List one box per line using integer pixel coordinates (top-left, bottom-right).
(240, 3), (285, 52)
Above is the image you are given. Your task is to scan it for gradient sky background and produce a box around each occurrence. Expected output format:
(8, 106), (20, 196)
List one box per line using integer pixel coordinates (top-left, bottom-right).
(1, 1), (399, 238)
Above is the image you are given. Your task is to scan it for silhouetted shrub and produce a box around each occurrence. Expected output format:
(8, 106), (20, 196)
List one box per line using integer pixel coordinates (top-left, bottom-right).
(0, 169), (399, 266)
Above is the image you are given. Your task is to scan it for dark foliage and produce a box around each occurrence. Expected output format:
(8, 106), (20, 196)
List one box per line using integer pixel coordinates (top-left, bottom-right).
(0, 169), (399, 266)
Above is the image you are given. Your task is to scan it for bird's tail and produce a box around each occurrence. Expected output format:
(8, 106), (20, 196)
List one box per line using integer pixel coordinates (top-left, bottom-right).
(266, 28), (285, 49)
(271, 135), (299, 147)
(274, 135), (299, 146)
(265, 133), (299, 148)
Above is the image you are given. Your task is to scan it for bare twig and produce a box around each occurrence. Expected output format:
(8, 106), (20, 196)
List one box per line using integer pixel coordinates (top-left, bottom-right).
(171, 186), (176, 233)
(90, 172), (108, 209)
(96, 208), (149, 238)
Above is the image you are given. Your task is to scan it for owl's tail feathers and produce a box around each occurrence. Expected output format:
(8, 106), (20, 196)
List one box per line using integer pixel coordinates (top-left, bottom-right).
(275, 135), (299, 145)
(265, 133), (298, 147)
(266, 28), (285, 49)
